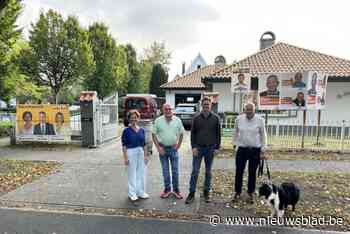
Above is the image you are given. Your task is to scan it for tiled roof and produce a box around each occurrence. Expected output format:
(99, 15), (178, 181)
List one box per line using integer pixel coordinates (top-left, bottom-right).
(161, 65), (223, 89)
(207, 42), (350, 80)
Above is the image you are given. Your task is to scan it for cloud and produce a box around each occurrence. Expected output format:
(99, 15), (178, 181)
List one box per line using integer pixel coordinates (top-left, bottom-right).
(20, 0), (219, 49)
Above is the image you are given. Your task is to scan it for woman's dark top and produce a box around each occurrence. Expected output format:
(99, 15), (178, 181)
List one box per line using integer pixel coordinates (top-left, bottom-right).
(121, 127), (146, 149)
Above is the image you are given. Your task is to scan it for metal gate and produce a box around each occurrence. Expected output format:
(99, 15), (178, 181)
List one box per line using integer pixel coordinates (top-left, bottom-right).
(96, 92), (119, 144)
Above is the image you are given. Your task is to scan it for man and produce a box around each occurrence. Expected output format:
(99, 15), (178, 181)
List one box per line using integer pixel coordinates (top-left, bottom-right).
(259, 74), (280, 97)
(293, 92), (305, 107)
(185, 97), (221, 204)
(292, 72), (306, 88)
(152, 104), (185, 199)
(233, 73), (248, 92)
(232, 102), (267, 204)
(307, 73), (317, 96)
(34, 111), (55, 135)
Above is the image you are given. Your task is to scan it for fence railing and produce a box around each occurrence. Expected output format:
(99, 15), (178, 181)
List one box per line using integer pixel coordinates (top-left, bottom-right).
(222, 118), (350, 153)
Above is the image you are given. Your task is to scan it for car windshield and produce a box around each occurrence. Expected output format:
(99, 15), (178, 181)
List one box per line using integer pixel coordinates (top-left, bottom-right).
(126, 99), (146, 109)
(175, 106), (195, 113)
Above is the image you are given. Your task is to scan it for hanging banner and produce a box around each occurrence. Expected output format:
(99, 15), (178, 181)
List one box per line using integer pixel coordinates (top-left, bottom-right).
(258, 74), (281, 110)
(307, 71), (327, 110)
(231, 72), (250, 93)
(16, 104), (71, 143)
(258, 71), (327, 110)
(280, 71), (308, 110)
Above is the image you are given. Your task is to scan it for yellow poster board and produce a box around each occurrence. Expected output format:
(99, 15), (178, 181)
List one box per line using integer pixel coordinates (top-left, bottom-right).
(16, 104), (71, 143)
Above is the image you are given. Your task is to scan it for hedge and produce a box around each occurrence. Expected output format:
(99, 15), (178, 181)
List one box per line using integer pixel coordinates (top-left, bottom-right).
(0, 121), (14, 137)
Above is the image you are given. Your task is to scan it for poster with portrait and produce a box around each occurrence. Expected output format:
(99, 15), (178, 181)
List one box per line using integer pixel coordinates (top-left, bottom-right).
(231, 72), (250, 93)
(280, 72), (308, 110)
(16, 104), (71, 143)
(258, 71), (328, 110)
(306, 71), (327, 110)
(258, 73), (281, 110)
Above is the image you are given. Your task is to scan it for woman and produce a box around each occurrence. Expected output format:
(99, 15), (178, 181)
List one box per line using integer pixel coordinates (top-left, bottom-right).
(20, 111), (34, 135)
(54, 112), (70, 136)
(121, 110), (149, 202)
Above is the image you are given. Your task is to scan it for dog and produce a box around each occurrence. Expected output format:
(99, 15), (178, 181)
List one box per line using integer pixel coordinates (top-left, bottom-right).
(258, 182), (300, 218)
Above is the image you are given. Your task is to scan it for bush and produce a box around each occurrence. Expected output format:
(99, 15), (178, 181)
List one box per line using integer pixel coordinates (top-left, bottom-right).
(0, 121), (14, 137)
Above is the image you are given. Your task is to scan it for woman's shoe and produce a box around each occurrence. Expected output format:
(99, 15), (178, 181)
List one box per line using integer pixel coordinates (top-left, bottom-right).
(138, 193), (150, 199)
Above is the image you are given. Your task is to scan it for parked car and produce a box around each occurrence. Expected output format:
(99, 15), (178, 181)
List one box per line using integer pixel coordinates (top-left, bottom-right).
(175, 103), (199, 130)
(123, 94), (158, 126)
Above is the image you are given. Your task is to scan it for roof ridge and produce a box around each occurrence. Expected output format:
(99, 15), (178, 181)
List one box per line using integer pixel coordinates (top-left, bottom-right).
(279, 42), (350, 64)
(210, 42), (284, 76)
(238, 41), (283, 64)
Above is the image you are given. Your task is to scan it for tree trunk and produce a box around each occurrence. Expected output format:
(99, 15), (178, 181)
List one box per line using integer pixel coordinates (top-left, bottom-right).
(53, 92), (58, 104)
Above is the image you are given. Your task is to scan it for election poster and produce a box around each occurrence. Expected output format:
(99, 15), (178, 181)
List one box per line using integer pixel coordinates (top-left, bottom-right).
(258, 74), (281, 110)
(231, 72), (250, 93)
(16, 104), (71, 143)
(258, 71), (328, 110)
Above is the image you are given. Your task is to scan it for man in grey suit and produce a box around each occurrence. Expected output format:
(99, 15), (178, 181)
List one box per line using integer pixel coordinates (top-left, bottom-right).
(34, 111), (56, 135)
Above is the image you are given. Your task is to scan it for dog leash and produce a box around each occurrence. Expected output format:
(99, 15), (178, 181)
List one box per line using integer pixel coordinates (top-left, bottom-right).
(258, 158), (271, 181)
(265, 159), (271, 181)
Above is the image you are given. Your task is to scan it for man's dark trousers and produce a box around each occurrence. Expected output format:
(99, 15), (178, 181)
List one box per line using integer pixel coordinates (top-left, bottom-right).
(234, 146), (261, 194)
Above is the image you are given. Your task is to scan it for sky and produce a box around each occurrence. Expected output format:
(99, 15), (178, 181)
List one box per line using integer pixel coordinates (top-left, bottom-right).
(17, 0), (350, 81)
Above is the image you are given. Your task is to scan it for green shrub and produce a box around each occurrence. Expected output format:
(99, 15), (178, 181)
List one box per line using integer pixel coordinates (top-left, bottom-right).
(0, 121), (14, 137)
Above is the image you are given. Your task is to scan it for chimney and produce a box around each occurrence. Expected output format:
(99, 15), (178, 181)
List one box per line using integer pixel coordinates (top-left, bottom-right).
(260, 31), (276, 50)
(182, 62), (186, 75)
(214, 55), (226, 66)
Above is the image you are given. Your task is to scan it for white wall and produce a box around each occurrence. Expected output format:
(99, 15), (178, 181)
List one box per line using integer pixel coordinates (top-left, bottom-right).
(165, 90), (175, 108)
(212, 83), (233, 113)
(312, 82), (350, 123)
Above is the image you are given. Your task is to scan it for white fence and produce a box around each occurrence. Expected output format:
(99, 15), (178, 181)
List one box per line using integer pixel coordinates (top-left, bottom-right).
(222, 118), (350, 152)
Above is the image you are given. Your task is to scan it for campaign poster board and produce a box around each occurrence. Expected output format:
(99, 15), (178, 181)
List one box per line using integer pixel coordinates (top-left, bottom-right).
(258, 71), (327, 110)
(16, 104), (71, 143)
(258, 74), (281, 110)
(231, 72), (250, 93)
(306, 71), (327, 110)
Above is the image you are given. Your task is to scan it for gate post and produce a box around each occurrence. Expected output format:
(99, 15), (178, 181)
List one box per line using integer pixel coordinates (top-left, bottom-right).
(80, 91), (98, 148)
(340, 120), (346, 153)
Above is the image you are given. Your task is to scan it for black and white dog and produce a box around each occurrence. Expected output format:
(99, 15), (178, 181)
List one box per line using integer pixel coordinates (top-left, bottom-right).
(258, 182), (300, 218)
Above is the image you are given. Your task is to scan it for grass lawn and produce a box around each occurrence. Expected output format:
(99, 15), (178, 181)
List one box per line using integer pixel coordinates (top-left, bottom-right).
(221, 136), (350, 154)
(0, 160), (61, 195)
(216, 148), (350, 161)
(199, 169), (350, 232)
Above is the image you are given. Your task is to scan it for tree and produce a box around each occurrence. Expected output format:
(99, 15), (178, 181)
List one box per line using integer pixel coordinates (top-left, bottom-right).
(21, 9), (95, 103)
(125, 44), (143, 93)
(138, 60), (152, 93)
(0, 0), (22, 103)
(84, 22), (128, 98)
(142, 41), (171, 71)
(7, 40), (45, 103)
(149, 64), (168, 97)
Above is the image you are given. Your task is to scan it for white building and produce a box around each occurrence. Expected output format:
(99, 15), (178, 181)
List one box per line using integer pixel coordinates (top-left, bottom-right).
(161, 32), (350, 124)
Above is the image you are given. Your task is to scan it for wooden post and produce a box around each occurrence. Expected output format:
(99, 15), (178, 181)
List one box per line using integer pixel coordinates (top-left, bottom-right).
(316, 110), (321, 145)
(301, 110), (307, 149)
(340, 120), (346, 153)
(265, 111), (269, 146)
